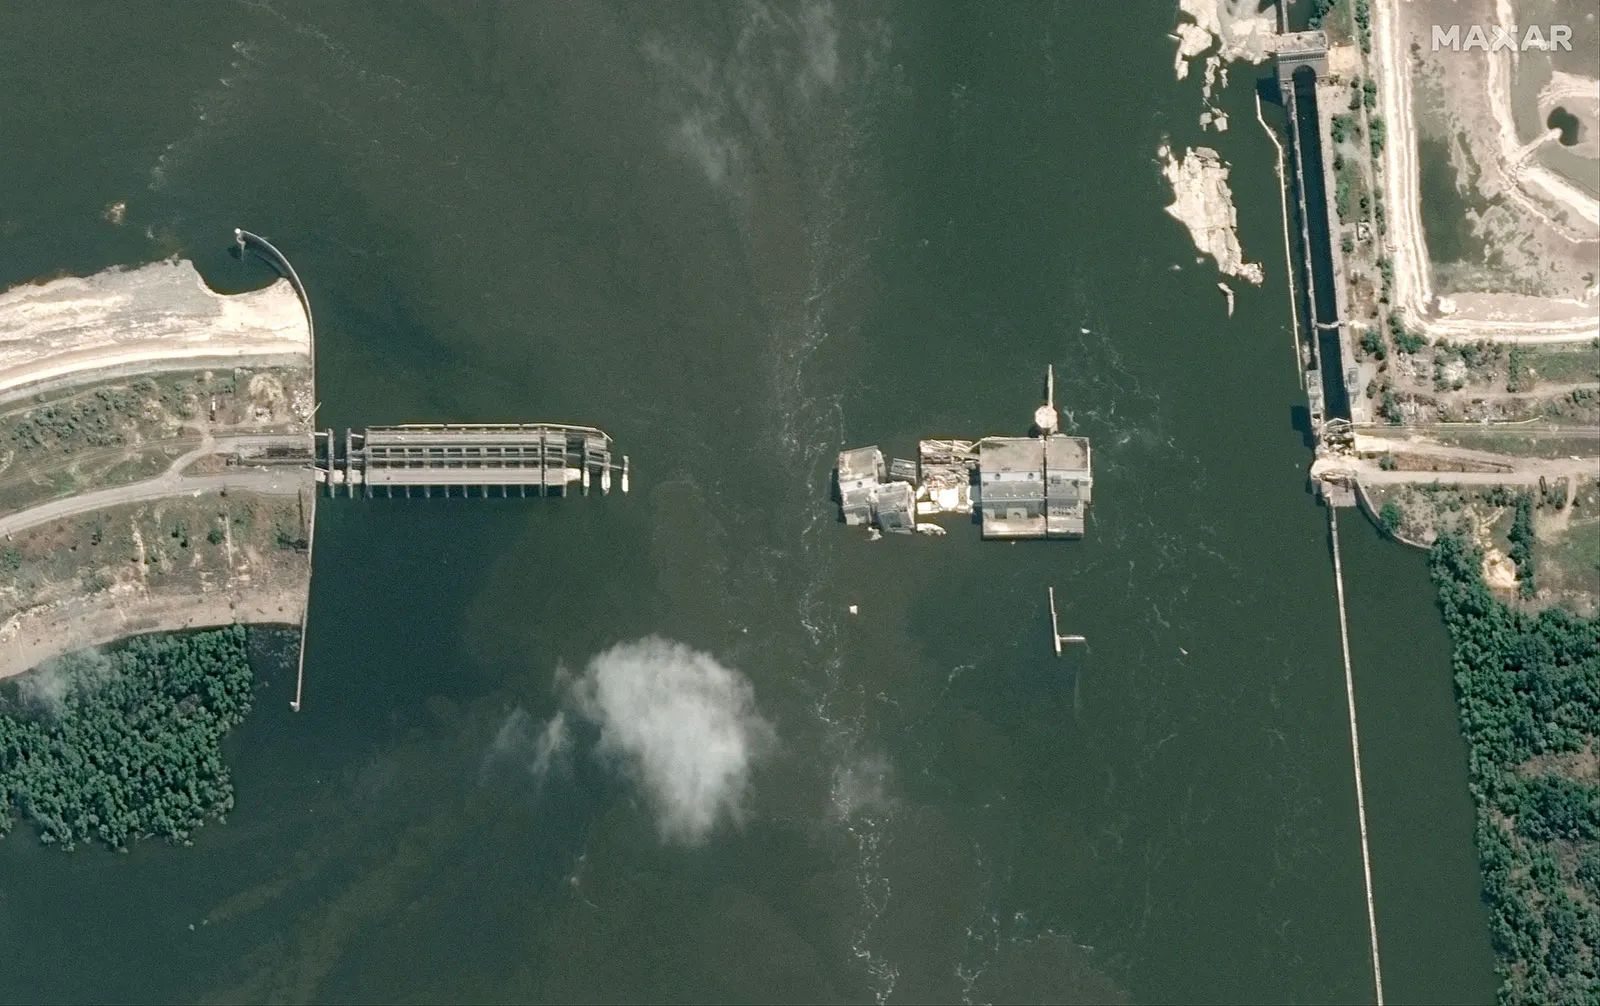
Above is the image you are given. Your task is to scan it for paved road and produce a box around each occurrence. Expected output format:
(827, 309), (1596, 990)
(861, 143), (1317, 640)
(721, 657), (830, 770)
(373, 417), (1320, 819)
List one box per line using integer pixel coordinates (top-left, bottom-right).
(0, 434), (309, 538)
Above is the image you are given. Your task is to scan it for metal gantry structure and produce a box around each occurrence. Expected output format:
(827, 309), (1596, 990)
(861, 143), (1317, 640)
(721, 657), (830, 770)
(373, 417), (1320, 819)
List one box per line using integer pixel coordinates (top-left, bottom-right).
(315, 424), (629, 497)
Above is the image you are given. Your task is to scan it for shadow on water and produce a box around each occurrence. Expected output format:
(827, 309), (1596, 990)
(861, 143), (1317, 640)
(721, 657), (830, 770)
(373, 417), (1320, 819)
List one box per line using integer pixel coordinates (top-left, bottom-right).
(1290, 404), (1316, 450)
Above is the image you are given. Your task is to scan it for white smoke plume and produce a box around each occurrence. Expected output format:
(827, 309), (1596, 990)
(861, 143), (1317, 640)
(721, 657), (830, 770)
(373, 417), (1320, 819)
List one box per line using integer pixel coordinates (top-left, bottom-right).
(568, 636), (776, 845)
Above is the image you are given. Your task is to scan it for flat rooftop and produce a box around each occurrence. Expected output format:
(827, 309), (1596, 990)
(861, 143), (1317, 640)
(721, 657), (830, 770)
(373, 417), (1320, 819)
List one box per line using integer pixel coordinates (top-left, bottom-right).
(979, 435), (1090, 474)
(838, 446), (883, 482)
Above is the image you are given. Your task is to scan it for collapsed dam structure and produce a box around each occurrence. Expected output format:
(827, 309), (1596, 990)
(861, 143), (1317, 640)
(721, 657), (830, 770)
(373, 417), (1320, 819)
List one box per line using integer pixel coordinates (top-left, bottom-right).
(837, 368), (1092, 540)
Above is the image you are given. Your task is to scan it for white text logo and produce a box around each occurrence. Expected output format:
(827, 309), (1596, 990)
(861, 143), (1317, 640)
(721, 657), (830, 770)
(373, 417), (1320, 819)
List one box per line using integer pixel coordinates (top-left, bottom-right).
(1431, 24), (1573, 52)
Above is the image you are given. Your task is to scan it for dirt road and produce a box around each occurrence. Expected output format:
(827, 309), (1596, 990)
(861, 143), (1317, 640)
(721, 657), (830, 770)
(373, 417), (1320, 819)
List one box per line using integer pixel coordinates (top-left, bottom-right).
(1315, 430), (1597, 487)
(0, 434), (309, 538)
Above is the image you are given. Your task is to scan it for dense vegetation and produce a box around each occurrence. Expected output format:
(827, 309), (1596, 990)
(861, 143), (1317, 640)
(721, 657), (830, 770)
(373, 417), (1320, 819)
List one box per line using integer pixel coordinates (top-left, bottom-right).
(0, 625), (254, 850)
(1431, 534), (1600, 1002)
(1508, 493), (1537, 598)
(6, 386), (140, 453)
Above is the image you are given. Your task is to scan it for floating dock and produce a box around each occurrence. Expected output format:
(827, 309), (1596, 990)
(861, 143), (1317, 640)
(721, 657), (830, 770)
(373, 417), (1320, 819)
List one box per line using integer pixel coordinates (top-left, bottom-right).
(316, 423), (628, 497)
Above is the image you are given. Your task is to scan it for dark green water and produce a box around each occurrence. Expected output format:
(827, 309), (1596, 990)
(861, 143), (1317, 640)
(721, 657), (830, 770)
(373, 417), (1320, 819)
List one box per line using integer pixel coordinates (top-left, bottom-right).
(1415, 136), (1485, 267)
(1, 2), (1495, 1001)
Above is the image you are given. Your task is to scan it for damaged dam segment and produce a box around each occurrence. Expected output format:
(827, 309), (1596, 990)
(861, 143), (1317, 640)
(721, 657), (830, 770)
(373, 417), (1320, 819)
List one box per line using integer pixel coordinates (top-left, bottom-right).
(1159, 144), (1265, 287)
(836, 368), (1092, 540)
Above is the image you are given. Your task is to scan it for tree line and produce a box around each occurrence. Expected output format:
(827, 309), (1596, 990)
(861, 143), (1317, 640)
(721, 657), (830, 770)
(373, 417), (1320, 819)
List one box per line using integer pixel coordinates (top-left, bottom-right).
(1431, 534), (1600, 1001)
(0, 625), (255, 851)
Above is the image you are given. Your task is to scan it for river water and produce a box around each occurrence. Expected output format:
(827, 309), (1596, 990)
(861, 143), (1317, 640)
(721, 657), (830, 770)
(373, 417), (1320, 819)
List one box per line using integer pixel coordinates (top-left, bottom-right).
(0, 2), (1496, 1001)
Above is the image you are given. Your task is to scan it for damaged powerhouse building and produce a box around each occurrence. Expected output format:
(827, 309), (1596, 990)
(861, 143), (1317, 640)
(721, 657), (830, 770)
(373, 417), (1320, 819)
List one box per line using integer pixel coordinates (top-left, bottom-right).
(835, 370), (1092, 540)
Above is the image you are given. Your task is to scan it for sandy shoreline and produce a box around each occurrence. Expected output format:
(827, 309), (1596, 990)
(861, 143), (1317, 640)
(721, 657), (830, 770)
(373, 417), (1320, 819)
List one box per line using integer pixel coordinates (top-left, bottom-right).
(0, 579), (307, 681)
(0, 259), (310, 399)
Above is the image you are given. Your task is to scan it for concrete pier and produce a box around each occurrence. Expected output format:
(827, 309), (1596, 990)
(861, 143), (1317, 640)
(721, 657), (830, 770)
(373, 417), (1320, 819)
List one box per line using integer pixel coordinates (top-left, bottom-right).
(318, 423), (628, 497)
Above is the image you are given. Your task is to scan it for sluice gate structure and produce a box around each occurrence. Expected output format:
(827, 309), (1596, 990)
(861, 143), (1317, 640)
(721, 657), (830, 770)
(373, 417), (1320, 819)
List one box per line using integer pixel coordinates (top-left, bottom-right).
(315, 424), (629, 497)
(1274, 31), (1354, 433)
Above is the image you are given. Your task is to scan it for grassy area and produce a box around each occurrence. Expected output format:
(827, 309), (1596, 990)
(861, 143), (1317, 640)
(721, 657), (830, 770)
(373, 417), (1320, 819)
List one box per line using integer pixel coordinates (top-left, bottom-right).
(1367, 479), (1599, 615)
(0, 367), (309, 461)
(0, 492), (307, 608)
(1521, 345), (1600, 386)
(0, 441), (190, 518)
(1535, 520), (1600, 602)
(1430, 430), (1599, 459)
(0, 365), (311, 520)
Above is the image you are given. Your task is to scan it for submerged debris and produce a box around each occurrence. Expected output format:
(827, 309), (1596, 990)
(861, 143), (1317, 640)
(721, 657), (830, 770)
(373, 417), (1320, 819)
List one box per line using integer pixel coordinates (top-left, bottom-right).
(1159, 144), (1264, 286)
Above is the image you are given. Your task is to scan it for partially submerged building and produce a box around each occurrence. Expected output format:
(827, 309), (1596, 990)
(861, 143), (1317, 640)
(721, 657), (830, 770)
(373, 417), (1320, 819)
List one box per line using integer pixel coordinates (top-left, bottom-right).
(977, 434), (1091, 539)
(836, 446), (916, 533)
(835, 367), (1092, 540)
(837, 446), (886, 527)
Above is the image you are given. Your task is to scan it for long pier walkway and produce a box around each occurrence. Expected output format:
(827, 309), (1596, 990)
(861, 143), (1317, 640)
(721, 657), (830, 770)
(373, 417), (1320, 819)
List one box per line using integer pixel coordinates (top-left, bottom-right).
(1329, 505), (1386, 1005)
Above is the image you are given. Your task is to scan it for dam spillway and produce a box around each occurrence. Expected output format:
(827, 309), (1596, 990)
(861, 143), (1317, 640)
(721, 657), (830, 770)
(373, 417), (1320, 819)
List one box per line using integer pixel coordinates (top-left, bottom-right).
(315, 423), (629, 497)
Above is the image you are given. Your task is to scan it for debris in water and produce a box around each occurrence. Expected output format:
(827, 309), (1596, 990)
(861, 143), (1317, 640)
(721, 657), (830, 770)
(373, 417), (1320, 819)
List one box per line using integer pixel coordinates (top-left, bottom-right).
(1218, 281), (1235, 316)
(1158, 144), (1264, 285)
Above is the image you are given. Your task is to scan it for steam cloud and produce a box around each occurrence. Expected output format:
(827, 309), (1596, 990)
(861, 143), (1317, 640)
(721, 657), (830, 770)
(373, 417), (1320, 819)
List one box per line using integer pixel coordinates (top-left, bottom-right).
(569, 636), (776, 845)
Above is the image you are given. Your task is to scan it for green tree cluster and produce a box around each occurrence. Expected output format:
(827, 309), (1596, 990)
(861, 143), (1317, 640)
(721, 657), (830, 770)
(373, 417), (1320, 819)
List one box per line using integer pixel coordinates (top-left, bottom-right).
(1380, 387), (1402, 424)
(1430, 535), (1600, 1001)
(1307, 0), (1338, 29)
(1360, 326), (1387, 361)
(1389, 312), (1425, 353)
(1509, 492), (1537, 598)
(1335, 173), (1354, 221)
(1379, 498), (1403, 532)
(7, 387), (139, 455)
(0, 625), (254, 850)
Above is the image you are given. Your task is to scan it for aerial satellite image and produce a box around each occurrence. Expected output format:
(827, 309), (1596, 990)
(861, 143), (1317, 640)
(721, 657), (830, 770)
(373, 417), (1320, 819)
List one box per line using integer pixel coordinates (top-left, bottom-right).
(0, 1), (1595, 1002)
